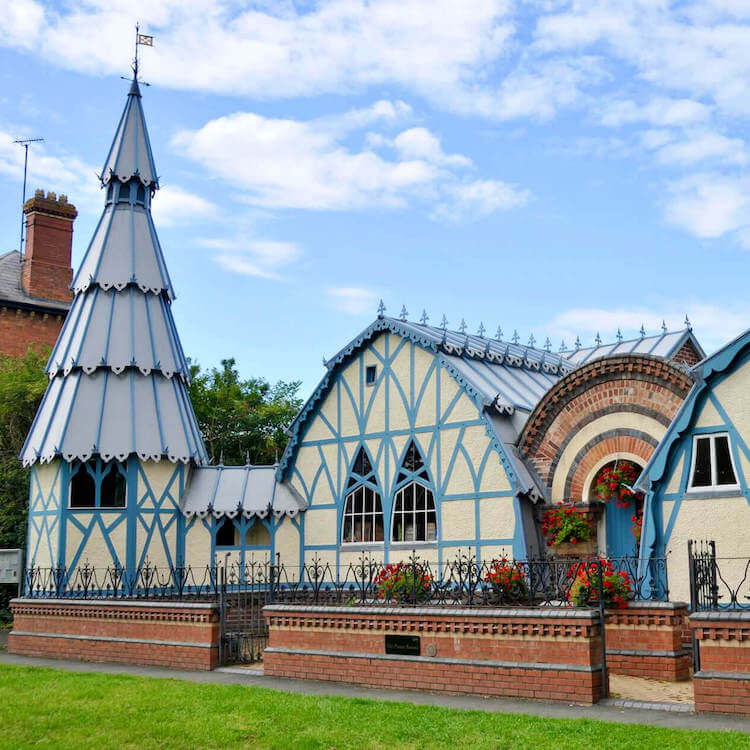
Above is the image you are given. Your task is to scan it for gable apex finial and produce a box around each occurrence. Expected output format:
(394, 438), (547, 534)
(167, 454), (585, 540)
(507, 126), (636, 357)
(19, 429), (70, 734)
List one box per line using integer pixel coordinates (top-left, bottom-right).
(661, 319), (668, 334)
(684, 314), (692, 330)
(377, 299), (386, 318)
(639, 324), (646, 338)
(420, 309), (429, 325)
(399, 305), (408, 321)
(616, 328), (623, 343)
(574, 336), (581, 350)
(594, 332), (602, 346)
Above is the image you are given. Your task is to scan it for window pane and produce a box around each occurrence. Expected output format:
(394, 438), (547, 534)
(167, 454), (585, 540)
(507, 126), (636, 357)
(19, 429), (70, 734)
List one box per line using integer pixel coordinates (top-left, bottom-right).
(343, 517), (353, 543)
(100, 462), (126, 508)
(416, 512), (425, 541)
(692, 438), (712, 487)
(374, 515), (384, 542)
(416, 484), (425, 510)
(354, 487), (364, 513)
(70, 463), (96, 508)
(426, 511), (437, 541)
(365, 488), (373, 513)
(715, 436), (737, 486)
(215, 521), (236, 547)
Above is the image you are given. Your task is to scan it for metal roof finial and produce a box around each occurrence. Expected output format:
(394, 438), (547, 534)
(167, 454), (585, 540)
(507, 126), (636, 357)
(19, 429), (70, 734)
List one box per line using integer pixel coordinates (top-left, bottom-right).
(218, 450), (224, 466)
(440, 314), (448, 331)
(594, 332), (602, 346)
(544, 337), (551, 352)
(528, 333), (536, 348)
(477, 322), (486, 338)
(616, 328), (623, 343)
(377, 299), (386, 318)
(684, 314), (692, 330)
(574, 336), (581, 350)
(399, 305), (408, 321)
(245, 450), (251, 466)
(459, 318), (467, 334)
(495, 325), (503, 341)
(420, 309), (429, 325)
(661, 319), (668, 334)
(511, 330), (520, 345)
(639, 324), (646, 338)
(559, 340), (567, 353)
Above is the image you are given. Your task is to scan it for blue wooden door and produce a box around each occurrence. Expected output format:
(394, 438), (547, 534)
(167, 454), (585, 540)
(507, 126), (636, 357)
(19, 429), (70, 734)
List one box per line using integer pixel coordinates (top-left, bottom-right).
(606, 500), (638, 558)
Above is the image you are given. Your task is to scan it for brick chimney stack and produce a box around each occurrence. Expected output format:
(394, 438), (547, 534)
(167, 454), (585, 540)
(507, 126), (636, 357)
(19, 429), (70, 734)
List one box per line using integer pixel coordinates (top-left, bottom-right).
(21, 189), (77, 303)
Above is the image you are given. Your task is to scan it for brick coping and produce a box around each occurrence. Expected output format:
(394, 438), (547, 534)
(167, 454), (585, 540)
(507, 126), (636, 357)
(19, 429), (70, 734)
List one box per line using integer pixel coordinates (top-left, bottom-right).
(615, 601), (688, 611)
(691, 611), (750, 622)
(11, 598), (217, 611)
(264, 646), (603, 673)
(263, 604), (600, 619)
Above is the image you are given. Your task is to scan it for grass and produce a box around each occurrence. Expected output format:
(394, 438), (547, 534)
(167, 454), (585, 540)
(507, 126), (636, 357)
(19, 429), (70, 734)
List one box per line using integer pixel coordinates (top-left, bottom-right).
(0, 664), (748, 749)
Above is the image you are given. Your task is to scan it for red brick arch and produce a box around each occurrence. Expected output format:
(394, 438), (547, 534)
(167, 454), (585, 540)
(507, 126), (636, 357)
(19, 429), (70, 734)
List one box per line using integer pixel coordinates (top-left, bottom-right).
(519, 355), (693, 501)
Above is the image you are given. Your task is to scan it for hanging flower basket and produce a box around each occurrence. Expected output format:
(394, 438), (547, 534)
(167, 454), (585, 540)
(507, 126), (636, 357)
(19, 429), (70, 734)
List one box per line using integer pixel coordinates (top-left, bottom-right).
(541, 506), (595, 556)
(591, 461), (640, 509)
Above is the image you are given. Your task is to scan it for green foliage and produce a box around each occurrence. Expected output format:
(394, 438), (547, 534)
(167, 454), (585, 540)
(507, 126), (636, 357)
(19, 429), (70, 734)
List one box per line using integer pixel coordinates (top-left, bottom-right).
(188, 358), (303, 466)
(0, 348), (49, 621)
(1, 664), (749, 749)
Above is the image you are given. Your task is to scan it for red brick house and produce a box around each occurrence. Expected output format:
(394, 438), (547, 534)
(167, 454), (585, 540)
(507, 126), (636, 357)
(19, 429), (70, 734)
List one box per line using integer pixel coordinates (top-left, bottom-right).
(0, 190), (77, 356)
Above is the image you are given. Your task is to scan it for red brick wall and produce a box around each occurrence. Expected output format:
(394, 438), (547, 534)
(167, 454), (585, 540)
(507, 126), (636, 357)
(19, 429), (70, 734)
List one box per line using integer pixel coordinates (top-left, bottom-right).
(21, 191), (76, 304)
(7, 599), (220, 671)
(519, 356), (692, 501)
(606, 602), (690, 681)
(263, 605), (606, 704)
(672, 340), (702, 367)
(691, 612), (750, 716)
(0, 307), (64, 357)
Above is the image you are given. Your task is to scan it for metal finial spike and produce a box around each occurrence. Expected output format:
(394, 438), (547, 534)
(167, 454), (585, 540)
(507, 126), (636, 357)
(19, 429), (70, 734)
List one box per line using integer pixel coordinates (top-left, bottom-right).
(399, 305), (408, 322)
(616, 328), (623, 343)
(544, 337), (551, 352)
(459, 318), (467, 334)
(478, 322), (486, 338)
(420, 309), (429, 325)
(684, 314), (692, 330)
(377, 299), (386, 318)
(559, 340), (567, 353)
(574, 336), (581, 350)
(639, 324), (646, 338)
(528, 333), (536, 348)
(661, 319), (668, 334)
(495, 325), (503, 341)
(219, 450), (224, 465)
(245, 450), (251, 465)
(322, 355), (327, 366)
(440, 314), (448, 331)
(594, 332), (602, 346)
(511, 329), (520, 344)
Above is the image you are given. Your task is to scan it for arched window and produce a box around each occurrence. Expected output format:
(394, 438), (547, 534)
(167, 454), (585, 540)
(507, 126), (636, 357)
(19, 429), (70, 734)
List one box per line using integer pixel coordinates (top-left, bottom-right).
(69, 459), (127, 509)
(392, 440), (437, 543)
(342, 447), (384, 543)
(215, 519), (238, 547)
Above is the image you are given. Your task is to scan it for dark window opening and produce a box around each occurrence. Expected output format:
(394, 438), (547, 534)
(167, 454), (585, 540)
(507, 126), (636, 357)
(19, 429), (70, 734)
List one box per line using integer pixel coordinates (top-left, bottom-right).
(342, 485), (384, 543)
(402, 440), (425, 473)
(70, 463), (96, 508)
(352, 447), (373, 478)
(691, 438), (712, 487)
(715, 436), (737, 486)
(690, 434), (738, 489)
(136, 184), (146, 204)
(215, 520), (237, 547)
(365, 365), (377, 385)
(392, 482), (437, 543)
(100, 462), (127, 508)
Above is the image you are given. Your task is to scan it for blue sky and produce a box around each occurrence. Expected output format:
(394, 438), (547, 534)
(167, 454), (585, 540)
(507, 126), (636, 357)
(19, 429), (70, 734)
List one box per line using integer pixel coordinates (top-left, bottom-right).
(1, 1), (750, 397)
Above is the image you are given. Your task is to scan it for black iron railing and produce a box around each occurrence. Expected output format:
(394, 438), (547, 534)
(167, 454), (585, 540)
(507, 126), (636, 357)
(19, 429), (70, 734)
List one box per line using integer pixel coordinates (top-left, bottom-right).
(689, 539), (750, 611)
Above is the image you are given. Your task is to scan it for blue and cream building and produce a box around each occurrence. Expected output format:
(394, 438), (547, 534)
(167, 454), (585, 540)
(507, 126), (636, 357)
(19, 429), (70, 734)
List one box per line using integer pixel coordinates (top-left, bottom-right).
(19, 79), (749, 583)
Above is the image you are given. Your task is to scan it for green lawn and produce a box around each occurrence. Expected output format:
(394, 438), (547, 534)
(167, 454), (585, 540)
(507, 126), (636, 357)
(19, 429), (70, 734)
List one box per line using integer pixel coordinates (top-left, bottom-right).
(0, 664), (747, 749)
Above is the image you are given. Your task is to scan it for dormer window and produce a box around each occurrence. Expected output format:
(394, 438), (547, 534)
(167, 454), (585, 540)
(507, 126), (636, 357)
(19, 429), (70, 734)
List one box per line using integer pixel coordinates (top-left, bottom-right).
(365, 365), (377, 386)
(689, 434), (739, 491)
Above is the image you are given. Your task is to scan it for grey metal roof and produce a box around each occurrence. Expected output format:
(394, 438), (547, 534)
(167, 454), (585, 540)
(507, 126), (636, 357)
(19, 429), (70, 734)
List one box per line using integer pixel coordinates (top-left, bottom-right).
(561, 329), (704, 366)
(72, 205), (175, 299)
(0, 251), (70, 313)
(181, 466), (306, 519)
(101, 80), (158, 187)
(21, 79), (206, 468)
(21, 369), (205, 466)
(47, 285), (189, 380)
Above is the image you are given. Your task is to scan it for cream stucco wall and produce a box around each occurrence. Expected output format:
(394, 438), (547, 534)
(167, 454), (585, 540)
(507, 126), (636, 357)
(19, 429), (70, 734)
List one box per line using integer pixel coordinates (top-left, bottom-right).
(27, 462), (63, 569)
(288, 331), (518, 565)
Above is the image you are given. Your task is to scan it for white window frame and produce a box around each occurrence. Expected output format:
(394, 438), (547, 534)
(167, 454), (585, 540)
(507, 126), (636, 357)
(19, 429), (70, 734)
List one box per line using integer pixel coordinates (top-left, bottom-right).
(341, 484), (384, 545)
(390, 481), (438, 545)
(687, 432), (740, 492)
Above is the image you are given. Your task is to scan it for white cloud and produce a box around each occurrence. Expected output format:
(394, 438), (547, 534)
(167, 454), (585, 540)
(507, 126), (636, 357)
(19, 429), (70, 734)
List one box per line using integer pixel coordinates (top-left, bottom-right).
(598, 98), (711, 128)
(152, 185), (218, 227)
(654, 131), (747, 166)
(199, 237), (302, 280)
(664, 173), (750, 242)
(327, 287), (380, 315)
(173, 105), (529, 219)
(546, 304), (750, 355)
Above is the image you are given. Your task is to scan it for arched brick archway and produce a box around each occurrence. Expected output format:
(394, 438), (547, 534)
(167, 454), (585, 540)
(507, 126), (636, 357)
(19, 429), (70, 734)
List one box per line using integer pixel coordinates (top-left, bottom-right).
(519, 355), (694, 502)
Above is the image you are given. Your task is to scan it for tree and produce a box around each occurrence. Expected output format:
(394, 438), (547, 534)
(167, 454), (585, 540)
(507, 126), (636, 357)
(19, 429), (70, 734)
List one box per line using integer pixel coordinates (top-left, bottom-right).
(0, 347), (49, 621)
(188, 358), (303, 466)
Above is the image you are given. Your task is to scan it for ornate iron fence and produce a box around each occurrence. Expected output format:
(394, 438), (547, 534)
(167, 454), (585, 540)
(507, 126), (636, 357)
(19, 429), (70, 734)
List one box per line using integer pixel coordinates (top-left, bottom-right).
(688, 539), (750, 611)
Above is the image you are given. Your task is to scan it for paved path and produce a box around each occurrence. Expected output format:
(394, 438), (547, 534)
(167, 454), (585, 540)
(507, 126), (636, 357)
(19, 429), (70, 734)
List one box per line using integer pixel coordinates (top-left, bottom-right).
(0, 651), (748, 734)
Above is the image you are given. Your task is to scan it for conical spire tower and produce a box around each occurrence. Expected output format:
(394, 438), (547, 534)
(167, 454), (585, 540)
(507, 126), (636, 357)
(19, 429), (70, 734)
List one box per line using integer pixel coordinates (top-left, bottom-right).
(22, 81), (207, 466)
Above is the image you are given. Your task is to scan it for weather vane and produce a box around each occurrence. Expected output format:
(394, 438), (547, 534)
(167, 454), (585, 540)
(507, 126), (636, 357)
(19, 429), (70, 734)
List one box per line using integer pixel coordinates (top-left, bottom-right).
(123, 23), (154, 86)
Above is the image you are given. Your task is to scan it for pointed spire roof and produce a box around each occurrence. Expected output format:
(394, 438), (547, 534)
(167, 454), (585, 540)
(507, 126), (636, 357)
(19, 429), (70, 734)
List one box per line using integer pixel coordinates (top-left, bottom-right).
(101, 79), (158, 187)
(21, 80), (205, 467)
